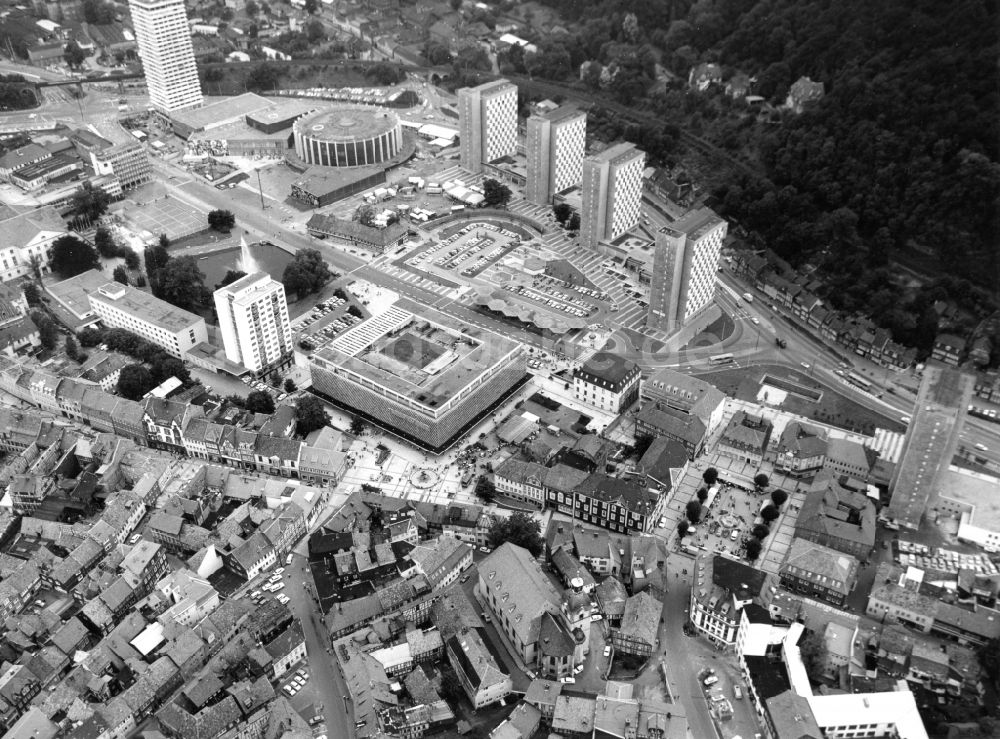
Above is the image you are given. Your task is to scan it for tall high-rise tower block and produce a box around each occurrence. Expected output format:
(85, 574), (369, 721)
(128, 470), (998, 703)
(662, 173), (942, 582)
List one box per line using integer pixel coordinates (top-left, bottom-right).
(129, 0), (203, 113)
(579, 143), (645, 249)
(458, 79), (518, 173)
(526, 105), (587, 205)
(646, 208), (728, 331)
(214, 271), (293, 375)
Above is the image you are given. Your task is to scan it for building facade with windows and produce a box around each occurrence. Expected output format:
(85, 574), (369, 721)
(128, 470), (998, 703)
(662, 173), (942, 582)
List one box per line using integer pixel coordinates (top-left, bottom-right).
(646, 207), (728, 331)
(213, 270), (292, 375)
(0, 207), (66, 283)
(458, 79), (518, 174)
(89, 282), (208, 358)
(525, 105), (587, 205)
(129, 0), (203, 113)
(573, 351), (641, 414)
(579, 142), (645, 249)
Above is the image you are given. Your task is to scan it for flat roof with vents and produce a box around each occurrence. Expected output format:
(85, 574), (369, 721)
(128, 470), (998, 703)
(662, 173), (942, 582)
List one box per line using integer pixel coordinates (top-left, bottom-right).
(313, 300), (520, 412)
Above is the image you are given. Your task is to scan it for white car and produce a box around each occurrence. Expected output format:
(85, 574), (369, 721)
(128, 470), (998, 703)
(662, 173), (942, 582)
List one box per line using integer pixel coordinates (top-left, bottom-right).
(603, 646), (611, 657)
(275, 567), (285, 575)
(276, 594), (290, 604)
(591, 614), (603, 622)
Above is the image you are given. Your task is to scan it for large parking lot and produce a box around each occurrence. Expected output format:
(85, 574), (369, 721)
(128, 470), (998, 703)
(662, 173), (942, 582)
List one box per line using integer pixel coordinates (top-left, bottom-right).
(293, 294), (363, 354)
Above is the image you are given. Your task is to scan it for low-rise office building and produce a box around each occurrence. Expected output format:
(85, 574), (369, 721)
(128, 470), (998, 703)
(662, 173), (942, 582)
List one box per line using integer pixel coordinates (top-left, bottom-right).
(87, 280), (208, 358)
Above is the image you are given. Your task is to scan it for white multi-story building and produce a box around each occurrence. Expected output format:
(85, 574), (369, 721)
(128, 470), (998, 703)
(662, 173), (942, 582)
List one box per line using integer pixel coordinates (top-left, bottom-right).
(0, 206), (66, 283)
(526, 105), (586, 204)
(458, 79), (518, 174)
(580, 142), (645, 249)
(646, 207), (728, 331)
(572, 351), (641, 415)
(129, 0), (203, 113)
(89, 282), (208, 358)
(213, 270), (292, 376)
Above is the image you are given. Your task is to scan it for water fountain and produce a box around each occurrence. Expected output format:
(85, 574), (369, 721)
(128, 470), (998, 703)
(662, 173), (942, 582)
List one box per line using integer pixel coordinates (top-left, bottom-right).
(236, 234), (262, 274)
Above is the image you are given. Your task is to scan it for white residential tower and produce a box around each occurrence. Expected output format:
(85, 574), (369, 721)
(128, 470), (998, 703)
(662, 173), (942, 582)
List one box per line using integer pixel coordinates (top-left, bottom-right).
(525, 105), (587, 205)
(646, 207), (728, 331)
(129, 0), (204, 113)
(214, 271), (293, 375)
(580, 142), (645, 249)
(458, 79), (518, 174)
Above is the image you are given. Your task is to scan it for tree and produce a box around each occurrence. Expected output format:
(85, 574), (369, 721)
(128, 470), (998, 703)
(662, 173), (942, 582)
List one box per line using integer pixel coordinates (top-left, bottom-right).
(155, 256), (207, 310)
(295, 395), (331, 435)
(349, 417), (366, 436)
(696, 487), (708, 503)
(553, 203), (572, 224)
(449, 0), (461, 9)
(752, 523), (770, 540)
(424, 41), (452, 66)
(81, 0), (114, 23)
(30, 310), (59, 350)
(304, 0), (317, 12)
(353, 203), (376, 226)
(474, 476), (495, 502)
(117, 363), (155, 400)
(760, 505), (780, 523)
(27, 254), (43, 281)
(65, 335), (82, 362)
(677, 519), (689, 537)
(283, 378), (297, 393)
(487, 512), (543, 556)
(771, 489), (788, 507)
(144, 242), (170, 272)
(282, 249), (333, 299)
(94, 226), (117, 258)
(207, 209), (236, 232)
(798, 630), (828, 681)
(151, 355), (190, 385)
(63, 40), (87, 69)
(113, 265), (129, 284)
(123, 251), (140, 270)
(744, 537), (762, 561)
(566, 213), (580, 231)
(346, 304), (363, 319)
(482, 178), (512, 208)
(754, 473), (769, 489)
(22, 283), (41, 306)
(215, 269), (247, 290)
(158, 233), (170, 249)
(136, 274), (147, 287)
(78, 327), (104, 347)
(70, 183), (111, 223)
(50, 235), (99, 278)
(245, 0), (259, 13)
(703, 468), (719, 485)
(685, 500), (702, 523)
(246, 390), (276, 414)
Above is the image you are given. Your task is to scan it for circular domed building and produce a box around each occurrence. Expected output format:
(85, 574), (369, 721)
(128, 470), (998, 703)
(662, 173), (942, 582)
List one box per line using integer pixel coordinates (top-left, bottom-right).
(293, 106), (402, 167)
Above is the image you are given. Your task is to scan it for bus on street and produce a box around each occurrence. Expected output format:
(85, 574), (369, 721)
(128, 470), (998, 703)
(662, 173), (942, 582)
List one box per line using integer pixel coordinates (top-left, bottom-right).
(846, 372), (873, 393)
(709, 353), (735, 365)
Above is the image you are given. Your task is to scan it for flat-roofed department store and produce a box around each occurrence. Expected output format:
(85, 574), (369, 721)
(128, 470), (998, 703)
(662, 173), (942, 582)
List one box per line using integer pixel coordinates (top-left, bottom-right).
(309, 305), (526, 450)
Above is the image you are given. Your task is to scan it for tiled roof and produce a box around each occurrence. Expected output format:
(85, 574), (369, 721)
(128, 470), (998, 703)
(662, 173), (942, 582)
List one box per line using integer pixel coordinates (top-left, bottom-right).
(617, 591), (661, 648)
(480, 543), (561, 647)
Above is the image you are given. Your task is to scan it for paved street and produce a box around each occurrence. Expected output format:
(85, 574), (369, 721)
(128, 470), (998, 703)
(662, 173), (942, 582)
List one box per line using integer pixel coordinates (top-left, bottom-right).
(659, 559), (762, 739)
(284, 548), (354, 739)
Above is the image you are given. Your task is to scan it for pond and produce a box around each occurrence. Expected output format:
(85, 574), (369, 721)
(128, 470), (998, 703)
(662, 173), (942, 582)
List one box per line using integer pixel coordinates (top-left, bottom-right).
(193, 240), (294, 290)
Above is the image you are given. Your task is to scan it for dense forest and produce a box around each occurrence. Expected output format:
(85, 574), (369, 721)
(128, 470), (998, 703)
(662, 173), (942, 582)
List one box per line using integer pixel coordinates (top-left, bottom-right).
(519, 0), (998, 353)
